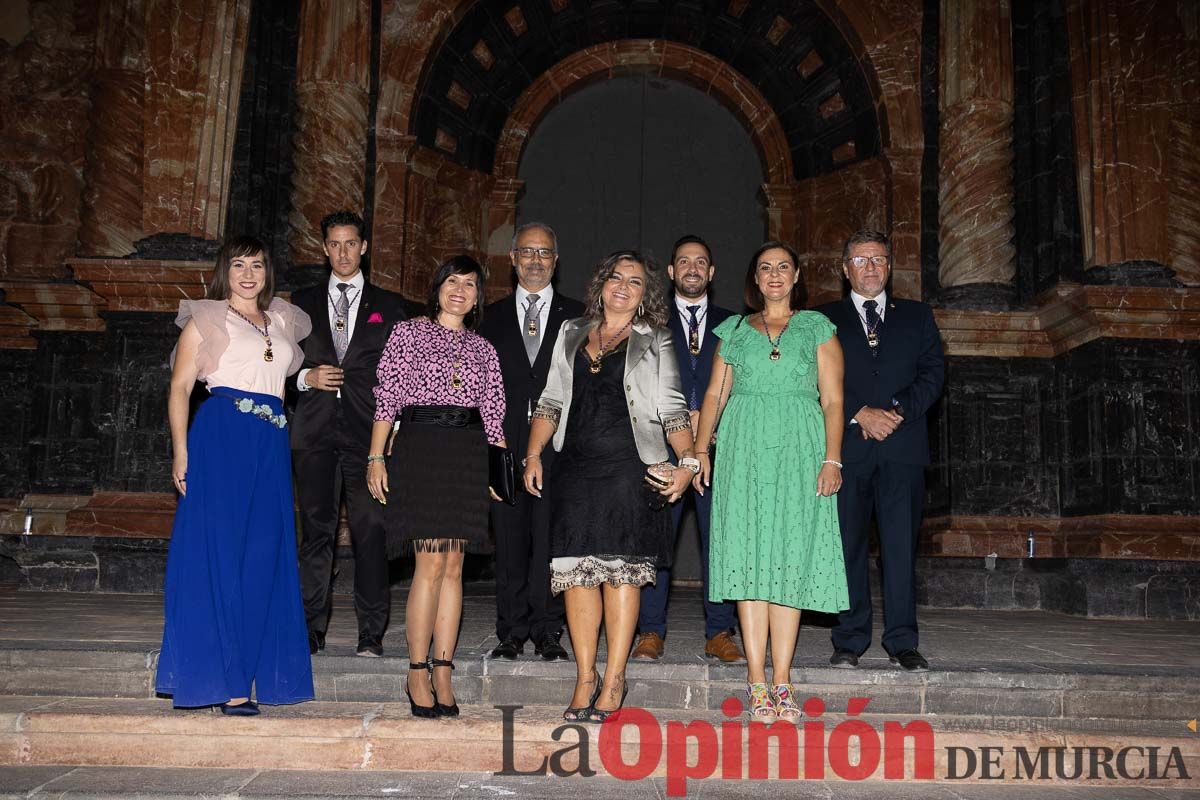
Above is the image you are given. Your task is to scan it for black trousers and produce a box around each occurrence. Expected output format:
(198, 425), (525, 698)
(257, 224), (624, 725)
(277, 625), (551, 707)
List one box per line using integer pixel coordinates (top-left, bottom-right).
(491, 453), (563, 643)
(831, 455), (925, 657)
(294, 428), (390, 639)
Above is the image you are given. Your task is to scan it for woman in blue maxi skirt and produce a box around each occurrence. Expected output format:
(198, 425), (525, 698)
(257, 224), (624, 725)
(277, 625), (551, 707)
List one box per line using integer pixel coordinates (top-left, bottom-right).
(155, 236), (314, 714)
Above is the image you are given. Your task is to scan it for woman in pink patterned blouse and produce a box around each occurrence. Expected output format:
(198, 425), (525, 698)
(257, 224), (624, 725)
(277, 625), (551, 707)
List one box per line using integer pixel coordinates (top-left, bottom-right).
(366, 255), (506, 719)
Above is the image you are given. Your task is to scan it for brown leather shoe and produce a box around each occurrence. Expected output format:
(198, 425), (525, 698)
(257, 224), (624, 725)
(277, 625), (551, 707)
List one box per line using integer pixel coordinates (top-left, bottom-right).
(631, 632), (665, 660)
(704, 631), (746, 663)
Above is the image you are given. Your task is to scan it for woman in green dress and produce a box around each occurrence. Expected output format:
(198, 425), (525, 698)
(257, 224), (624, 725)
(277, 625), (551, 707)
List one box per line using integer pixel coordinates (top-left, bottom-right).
(692, 241), (849, 720)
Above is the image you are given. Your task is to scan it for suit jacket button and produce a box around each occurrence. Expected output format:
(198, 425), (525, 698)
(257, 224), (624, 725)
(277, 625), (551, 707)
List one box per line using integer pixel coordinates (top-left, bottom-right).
(626, 384), (632, 391)
(632, 416), (638, 423)
(629, 400), (635, 407)
(872, 370), (879, 376)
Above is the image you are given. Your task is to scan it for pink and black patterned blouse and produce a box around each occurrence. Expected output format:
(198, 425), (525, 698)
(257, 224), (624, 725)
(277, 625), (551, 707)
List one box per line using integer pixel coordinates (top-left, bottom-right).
(373, 316), (506, 444)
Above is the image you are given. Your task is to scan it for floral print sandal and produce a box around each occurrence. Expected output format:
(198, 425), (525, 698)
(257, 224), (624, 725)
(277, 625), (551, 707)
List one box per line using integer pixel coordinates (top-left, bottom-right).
(747, 682), (777, 719)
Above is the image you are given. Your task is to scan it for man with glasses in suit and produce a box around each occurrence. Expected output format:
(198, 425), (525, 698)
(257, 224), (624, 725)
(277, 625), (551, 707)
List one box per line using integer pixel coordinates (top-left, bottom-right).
(480, 222), (585, 661)
(816, 229), (944, 672)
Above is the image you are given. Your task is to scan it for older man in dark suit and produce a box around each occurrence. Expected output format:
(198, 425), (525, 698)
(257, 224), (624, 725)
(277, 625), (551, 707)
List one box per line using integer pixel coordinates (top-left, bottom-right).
(816, 229), (944, 672)
(291, 210), (407, 658)
(631, 235), (743, 663)
(479, 222), (584, 661)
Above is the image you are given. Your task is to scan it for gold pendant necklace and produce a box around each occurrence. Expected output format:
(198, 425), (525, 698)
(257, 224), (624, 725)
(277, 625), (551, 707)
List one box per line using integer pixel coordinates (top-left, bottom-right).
(762, 311), (794, 362)
(447, 324), (465, 390)
(228, 304), (274, 362)
(590, 318), (632, 374)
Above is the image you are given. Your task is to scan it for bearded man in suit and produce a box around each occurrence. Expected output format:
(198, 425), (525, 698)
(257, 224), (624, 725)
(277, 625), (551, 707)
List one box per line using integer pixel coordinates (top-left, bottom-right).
(630, 235), (744, 663)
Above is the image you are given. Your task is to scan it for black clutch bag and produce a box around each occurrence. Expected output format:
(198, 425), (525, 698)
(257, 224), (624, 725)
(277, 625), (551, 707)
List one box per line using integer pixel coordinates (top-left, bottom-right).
(489, 445), (517, 506)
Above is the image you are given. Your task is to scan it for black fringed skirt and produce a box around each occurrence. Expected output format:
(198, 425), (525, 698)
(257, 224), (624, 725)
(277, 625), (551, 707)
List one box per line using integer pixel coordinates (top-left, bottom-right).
(385, 405), (492, 557)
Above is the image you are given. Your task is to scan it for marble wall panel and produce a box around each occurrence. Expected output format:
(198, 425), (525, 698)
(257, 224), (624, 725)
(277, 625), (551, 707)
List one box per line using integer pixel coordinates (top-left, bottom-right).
(0, 0), (94, 280)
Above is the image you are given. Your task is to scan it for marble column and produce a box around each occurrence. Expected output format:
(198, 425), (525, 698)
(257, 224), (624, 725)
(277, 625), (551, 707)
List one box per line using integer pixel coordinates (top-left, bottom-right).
(1167, 5), (1200, 287)
(78, 0), (146, 257)
(142, 0), (251, 241)
(288, 0), (371, 266)
(937, 0), (1017, 305)
(1066, 0), (1185, 283)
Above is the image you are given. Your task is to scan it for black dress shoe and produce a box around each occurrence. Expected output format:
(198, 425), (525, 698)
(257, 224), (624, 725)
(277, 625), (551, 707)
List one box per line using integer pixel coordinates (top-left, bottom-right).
(534, 632), (569, 662)
(889, 649), (929, 672)
(308, 631), (325, 656)
(490, 638), (524, 660)
(356, 635), (383, 658)
(830, 649), (859, 669)
(219, 700), (260, 716)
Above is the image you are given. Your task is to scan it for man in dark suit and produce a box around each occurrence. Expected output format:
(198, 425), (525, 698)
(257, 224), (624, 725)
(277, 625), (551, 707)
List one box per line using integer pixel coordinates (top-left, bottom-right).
(631, 235), (744, 663)
(290, 210), (407, 658)
(479, 222), (584, 661)
(816, 229), (945, 672)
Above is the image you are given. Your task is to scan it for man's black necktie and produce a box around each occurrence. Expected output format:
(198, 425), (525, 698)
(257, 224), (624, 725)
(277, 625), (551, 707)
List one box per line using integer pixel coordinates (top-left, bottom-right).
(863, 299), (882, 357)
(686, 305), (701, 408)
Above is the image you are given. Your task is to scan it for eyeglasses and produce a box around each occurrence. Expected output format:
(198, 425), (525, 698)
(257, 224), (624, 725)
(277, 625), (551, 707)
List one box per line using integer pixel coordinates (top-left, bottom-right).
(515, 247), (556, 261)
(847, 256), (890, 268)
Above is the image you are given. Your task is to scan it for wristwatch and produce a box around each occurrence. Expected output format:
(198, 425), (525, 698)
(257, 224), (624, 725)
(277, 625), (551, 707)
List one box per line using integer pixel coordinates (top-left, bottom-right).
(679, 457), (702, 474)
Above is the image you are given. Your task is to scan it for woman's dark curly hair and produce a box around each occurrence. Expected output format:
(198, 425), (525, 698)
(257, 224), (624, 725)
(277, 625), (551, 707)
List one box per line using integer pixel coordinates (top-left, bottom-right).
(583, 249), (669, 329)
(425, 254), (486, 330)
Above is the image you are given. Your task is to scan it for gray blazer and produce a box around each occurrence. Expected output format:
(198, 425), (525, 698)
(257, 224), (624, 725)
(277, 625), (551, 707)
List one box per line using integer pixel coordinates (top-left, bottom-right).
(534, 318), (690, 465)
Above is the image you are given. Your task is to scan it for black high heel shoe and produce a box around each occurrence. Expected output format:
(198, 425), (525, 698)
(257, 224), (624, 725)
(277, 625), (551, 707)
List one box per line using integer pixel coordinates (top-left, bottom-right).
(406, 661), (438, 719)
(563, 669), (602, 722)
(430, 658), (459, 718)
(587, 678), (628, 724)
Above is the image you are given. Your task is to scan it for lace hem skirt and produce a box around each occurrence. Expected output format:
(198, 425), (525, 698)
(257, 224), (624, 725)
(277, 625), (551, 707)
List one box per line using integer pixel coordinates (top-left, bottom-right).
(550, 555), (657, 595)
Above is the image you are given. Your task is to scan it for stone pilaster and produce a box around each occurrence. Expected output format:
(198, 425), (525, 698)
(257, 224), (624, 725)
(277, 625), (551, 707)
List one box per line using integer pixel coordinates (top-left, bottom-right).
(142, 0), (251, 241)
(937, 0), (1017, 305)
(78, 0), (146, 257)
(287, 0), (371, 266)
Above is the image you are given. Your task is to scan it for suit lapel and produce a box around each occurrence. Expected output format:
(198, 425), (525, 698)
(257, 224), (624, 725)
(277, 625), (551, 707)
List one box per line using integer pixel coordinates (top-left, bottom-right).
(305, 285), (336, 360)
(535, 295), (572, 368)
(841, 296), (873, 358)
(342, 283), (374, 363)
(562, 319), (590, 364)
(624, 322), (654, 378)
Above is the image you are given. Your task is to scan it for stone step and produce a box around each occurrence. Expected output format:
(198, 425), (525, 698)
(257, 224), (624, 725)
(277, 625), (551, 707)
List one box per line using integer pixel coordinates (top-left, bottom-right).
(1, 696), (1197, 787)
(3, 643), (1199, 724)
(1, 765), (1190, 799)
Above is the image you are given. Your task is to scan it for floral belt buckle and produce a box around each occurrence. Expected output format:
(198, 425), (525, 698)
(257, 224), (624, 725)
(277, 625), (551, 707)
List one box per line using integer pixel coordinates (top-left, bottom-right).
(234, 397), (287, 429)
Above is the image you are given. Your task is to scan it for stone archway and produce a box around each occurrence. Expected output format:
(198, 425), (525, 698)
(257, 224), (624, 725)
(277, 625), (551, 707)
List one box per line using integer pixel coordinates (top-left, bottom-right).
(369, 0), (921, 302)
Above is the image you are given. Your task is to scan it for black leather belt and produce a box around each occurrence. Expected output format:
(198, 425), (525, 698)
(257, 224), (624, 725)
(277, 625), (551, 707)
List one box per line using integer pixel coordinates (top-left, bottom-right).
(401, 405), (483, 427)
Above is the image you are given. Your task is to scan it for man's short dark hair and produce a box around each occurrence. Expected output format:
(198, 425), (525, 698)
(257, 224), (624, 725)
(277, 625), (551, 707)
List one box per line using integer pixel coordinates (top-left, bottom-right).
(670, 234), (712, 264)
(321, 210), (366, 241)
(841, 228), (890, 262)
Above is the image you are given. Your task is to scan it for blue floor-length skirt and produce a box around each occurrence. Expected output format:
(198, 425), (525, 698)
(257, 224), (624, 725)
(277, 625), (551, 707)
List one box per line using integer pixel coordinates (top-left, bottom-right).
(155, 386), (314, 708)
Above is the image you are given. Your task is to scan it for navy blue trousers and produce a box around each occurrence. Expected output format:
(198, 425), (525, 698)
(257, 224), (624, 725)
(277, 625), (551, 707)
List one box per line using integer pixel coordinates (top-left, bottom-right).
(638, 488), (737, 640)
(831, 453), (925, 657)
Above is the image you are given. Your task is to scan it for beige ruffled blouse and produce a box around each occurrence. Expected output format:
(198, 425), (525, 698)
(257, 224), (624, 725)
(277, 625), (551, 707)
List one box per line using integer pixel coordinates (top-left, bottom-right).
(175, 298), (312, 399)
